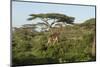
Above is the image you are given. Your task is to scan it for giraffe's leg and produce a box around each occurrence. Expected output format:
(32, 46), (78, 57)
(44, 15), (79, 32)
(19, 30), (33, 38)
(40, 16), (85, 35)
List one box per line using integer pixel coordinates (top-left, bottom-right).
(53, 40), (55, 45)
(47, 38), (51, 46)
(47, 39), (50, 46)
(57, 37), (58, 43)
(53, 38), (57, 45)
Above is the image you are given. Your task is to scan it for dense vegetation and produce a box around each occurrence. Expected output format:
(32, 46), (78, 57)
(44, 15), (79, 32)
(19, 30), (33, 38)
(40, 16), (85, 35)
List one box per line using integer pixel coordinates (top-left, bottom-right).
(12, 17), (96, 66)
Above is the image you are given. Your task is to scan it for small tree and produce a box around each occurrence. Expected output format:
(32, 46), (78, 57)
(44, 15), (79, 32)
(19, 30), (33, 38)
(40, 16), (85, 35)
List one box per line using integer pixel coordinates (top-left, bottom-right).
(28, 13), (75, 33)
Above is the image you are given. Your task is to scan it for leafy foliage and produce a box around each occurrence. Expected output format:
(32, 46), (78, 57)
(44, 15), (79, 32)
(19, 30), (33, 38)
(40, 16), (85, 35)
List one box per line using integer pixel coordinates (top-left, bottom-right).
(12, 18), (96, 66)
(28, 13), (75, 33)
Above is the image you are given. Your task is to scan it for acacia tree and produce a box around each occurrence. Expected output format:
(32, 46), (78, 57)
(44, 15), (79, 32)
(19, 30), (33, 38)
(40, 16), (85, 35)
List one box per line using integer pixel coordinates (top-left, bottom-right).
(28, 13), (75, 33)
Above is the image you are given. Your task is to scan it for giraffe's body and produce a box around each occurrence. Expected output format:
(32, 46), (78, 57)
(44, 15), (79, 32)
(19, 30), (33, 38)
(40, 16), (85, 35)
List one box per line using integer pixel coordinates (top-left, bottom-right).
(47, 32), (60, 45)
(47, 24), (63, 45)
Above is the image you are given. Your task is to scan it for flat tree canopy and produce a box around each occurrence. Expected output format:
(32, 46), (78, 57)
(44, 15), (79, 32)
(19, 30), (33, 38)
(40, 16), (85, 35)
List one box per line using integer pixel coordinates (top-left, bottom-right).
(28, 13), (75, 32)
(28, 13), (75, 24)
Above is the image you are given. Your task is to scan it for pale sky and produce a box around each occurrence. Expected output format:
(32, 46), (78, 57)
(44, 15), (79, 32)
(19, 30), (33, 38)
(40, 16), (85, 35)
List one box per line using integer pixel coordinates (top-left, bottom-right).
(12, 1), (95, 27)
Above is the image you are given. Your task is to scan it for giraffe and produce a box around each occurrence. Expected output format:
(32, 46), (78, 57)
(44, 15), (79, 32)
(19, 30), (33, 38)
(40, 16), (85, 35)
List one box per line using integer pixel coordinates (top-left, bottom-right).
(47, 24), (63, 45)
(47, 32), (60, 45)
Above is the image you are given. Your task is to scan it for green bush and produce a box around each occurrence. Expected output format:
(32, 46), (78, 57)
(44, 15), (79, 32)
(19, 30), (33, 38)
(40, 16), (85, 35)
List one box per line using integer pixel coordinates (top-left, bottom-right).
(12, 18), (96, 66)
